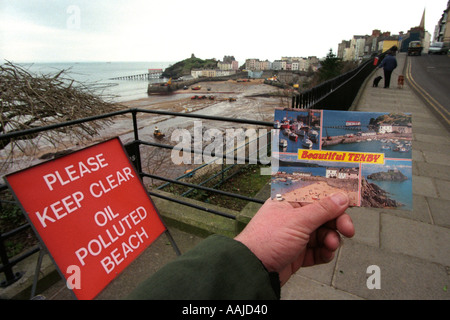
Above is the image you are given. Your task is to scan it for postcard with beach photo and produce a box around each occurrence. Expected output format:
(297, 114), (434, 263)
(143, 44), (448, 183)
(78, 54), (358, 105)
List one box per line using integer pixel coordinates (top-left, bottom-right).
(271, 108), (413, 210)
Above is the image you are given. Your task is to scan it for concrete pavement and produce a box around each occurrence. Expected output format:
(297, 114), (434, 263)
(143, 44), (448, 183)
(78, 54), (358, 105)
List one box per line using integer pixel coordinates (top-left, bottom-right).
(3, 53), (449, 300)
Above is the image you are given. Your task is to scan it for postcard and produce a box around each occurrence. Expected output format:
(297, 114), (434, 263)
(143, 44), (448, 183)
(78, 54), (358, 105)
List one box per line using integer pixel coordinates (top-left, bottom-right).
(271, 108), (412, 210)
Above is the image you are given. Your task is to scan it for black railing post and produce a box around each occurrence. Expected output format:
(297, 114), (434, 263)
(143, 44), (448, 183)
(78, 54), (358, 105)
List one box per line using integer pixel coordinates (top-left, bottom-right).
(0, 198), (19, 287)
(132, 109), (139, 142)
(0, 233), (22, 287)
(130, 109), (142, 174)
(0, 243), (16, 287)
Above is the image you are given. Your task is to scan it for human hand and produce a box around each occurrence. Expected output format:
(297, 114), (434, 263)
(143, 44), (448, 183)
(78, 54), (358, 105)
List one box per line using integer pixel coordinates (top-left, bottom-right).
(234, 192), (355, 286)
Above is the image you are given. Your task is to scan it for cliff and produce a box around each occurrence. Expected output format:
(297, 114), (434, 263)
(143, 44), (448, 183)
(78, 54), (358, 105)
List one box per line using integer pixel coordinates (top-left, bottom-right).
(360, 177), (402, 208)
(367, 170), (408, 181)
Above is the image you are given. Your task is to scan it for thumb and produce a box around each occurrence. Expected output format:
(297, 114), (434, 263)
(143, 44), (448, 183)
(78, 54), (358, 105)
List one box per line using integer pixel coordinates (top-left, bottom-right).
(297, 192), (349, 232)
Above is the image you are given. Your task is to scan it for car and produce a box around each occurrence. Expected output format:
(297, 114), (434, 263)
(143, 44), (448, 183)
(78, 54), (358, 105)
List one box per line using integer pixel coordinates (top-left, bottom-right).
(428, 42), (449, 55)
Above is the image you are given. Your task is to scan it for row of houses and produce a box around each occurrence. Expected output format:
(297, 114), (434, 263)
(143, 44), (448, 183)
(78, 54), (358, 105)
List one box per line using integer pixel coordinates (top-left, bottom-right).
(337, 29), (404, 61)
(245, 56), (320, 72)
(190, 55), (321, 78)
(190, 55), (239, 79)
(434, 1), (450, 43)
(191, 68), (237, 79)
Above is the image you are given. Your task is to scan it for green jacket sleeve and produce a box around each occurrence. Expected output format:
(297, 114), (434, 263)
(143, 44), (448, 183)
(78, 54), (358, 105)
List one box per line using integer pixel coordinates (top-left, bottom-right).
(126, 235), (280, 300)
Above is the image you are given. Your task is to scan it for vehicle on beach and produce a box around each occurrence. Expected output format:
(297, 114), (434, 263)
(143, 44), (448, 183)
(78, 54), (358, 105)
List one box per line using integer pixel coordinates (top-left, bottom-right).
(153, 127), (165, 139)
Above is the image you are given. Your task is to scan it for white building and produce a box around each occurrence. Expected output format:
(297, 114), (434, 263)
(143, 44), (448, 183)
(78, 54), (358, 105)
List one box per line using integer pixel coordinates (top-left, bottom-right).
(299, 59), (310, 71)
(272, 60), (287, 70)
(216, 70), (236, 77)
(378, 124), (393, 134)
(218, 61), (232, 71)
(191, 69), (203, 79)
(326, 168), (338, 178)
(337, 168), (359, 179)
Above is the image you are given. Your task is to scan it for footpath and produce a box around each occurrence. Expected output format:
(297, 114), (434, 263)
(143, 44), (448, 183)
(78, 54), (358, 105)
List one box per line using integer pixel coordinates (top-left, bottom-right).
(3, 53), (449, 300)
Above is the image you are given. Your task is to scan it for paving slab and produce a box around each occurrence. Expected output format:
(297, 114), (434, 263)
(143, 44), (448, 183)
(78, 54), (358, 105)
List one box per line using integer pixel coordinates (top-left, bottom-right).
(412, 175), (439, 198)
(414, 133), (450, 146)
(379, 194), (432, 224)
(334, 239), (449, 300)
(380, 214), (450, 266)
(422, 151), (450, 166)
(295, 253), (338, 285)
(281, 274), (362, 300)
(416, 161), (450, 180)
(427, 198), (450, 228)
(346, 207), (380, 247)
(435, 179), (450, 200)
(413, 140), (450, 154)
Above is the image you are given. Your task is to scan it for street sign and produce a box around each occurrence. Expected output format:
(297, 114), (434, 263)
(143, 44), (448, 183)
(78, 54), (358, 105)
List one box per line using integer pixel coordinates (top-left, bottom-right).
(5, 138), (169, 300)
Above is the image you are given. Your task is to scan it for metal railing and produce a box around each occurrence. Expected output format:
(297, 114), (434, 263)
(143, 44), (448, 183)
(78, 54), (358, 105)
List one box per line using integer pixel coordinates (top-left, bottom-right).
(291, 50), (389, 110)
(0, 108), (273, 288)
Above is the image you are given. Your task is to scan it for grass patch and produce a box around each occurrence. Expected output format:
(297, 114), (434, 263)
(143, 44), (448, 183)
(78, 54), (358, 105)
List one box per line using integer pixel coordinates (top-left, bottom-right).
(0, 191), (38, 258)
(167, 164), (270, 211)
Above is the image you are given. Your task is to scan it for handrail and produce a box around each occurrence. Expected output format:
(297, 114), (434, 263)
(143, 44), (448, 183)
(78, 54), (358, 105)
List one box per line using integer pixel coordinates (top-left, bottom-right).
(292, 50), (390, 110)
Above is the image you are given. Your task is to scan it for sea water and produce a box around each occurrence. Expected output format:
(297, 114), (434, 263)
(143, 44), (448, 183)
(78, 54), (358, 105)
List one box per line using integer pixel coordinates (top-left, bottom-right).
(15, 61), (173, 102)
(363, 159), (413, 210)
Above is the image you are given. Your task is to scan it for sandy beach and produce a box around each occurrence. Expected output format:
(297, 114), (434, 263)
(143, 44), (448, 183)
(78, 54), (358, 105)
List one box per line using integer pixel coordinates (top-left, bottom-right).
(282, 181), (359, 206)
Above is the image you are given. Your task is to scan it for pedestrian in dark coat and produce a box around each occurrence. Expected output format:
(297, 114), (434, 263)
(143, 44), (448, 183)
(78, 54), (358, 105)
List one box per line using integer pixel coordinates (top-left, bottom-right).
(378, 50), (398, 88)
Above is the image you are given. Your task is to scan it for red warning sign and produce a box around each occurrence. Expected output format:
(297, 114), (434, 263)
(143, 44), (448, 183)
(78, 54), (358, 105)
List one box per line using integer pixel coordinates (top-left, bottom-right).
(5, 138), (166, 300)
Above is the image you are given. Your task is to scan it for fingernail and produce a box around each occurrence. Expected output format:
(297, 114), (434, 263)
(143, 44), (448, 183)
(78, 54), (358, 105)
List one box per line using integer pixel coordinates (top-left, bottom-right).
(330, 192), (349, 206)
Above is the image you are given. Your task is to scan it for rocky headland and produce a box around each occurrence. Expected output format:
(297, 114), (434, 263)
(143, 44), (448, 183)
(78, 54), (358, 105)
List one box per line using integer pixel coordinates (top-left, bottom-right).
(367, 170), (408, 181)
(360, 177), (402, 208)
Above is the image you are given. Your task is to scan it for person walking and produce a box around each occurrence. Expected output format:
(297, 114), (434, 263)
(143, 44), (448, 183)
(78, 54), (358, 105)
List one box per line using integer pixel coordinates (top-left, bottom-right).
(378, 50), (398, 88)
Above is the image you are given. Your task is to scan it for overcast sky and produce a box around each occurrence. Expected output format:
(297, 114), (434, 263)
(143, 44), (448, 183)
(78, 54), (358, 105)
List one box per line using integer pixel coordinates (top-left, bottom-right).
(1, 0), (448, 63)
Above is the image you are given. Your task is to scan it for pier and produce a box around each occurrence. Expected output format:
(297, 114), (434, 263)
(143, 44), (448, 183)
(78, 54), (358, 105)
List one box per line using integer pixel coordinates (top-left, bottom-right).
(110, 69), (163, 80)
